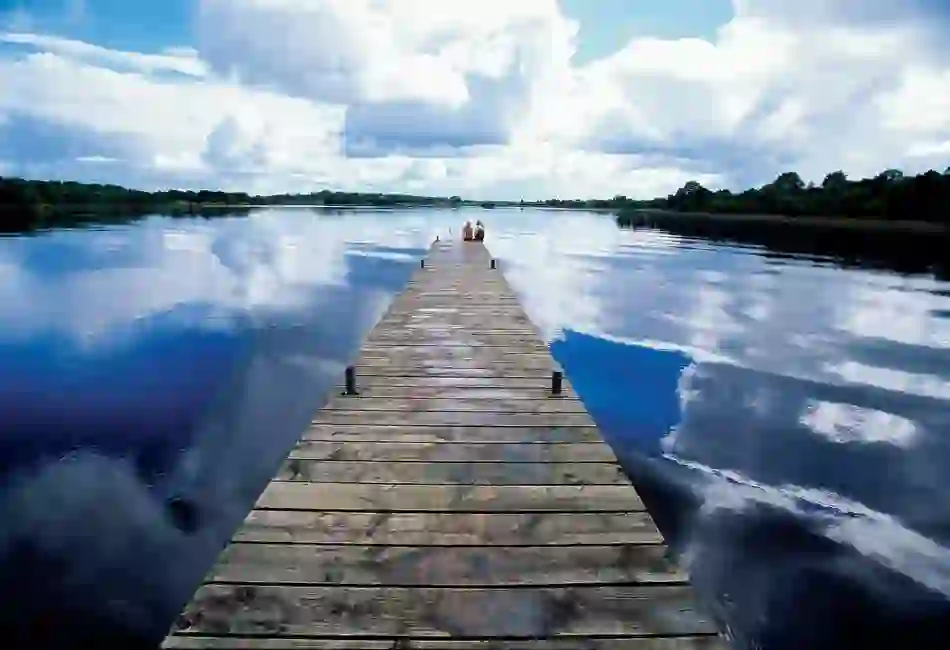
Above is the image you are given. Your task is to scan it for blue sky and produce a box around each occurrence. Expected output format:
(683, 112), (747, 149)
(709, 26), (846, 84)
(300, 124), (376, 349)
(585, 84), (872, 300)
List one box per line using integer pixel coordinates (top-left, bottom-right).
(2, 1), (950, 199)
(563, 0), (733, 63)
(5, 0), (736, 59)
(1, 0), (191, 50)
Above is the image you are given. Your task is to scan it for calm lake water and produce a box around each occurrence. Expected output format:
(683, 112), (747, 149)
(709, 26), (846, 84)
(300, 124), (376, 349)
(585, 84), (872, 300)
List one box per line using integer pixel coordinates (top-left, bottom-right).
(1, 207), (949, 648)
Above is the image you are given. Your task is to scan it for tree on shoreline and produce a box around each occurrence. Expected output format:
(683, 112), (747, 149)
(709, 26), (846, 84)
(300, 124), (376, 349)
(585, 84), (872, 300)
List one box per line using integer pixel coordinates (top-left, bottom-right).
(0, 177), (464, 232)
(616, 168), (950, 226)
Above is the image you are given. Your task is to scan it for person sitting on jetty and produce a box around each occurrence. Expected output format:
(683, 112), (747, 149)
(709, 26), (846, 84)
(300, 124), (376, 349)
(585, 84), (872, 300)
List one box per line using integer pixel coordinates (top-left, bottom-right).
(462, 220), (475, 241)
(474, 220), (485, 241)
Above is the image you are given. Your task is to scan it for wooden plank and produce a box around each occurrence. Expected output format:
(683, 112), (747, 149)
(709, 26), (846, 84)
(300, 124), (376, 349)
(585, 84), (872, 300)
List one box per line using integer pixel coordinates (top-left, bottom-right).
(300, 425), (603, 443)
(401, 289), (520, 294)
(311, 411), (593, 427)
(255, 483), (645, 512)
(320, 397), (587, 414)
(276, 460), (627, 485)
(361, 341), (550, 352)
(382, 305), (529, 313)
(379, 315), (536, 329)
(326, 385), (579, 399)
(233, 511), (666, 545)
(207, 543), (685, 586)
(334, 385), (579, 399)
(354, 359), (557, 371)
(368, 327), (539, 334)
(365, 336), (547, 347)
(355, 360), (558, 372)
(407, 291), (521, 297)
(165, 640), (397, 649)
(337, 376), (576, 389)
(289, 441), (615, 463)
(164, 241), (713, 649)
(358, 336), (548, 348)
(395, 299), (522, 305)
(351, 367), (559, 378)
(356, 352), (556, 368)
(171, 584), (717, 637)
(164, 637), (728, 649)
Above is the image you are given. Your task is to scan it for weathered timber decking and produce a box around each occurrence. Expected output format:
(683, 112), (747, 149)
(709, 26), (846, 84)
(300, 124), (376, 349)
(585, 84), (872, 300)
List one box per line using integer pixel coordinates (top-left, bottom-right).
(164, 240), (726, 649)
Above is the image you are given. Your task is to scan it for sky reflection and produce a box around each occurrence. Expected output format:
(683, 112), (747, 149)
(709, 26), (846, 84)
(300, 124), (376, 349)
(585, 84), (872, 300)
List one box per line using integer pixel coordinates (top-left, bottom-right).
(1, 206), (949, 647)
(488, 210), (950, 648)
(0, 208), (445, 643)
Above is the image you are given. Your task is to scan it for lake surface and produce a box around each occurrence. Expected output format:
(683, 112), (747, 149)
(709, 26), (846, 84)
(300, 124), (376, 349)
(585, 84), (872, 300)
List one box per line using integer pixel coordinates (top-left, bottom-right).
(1, 207), (949, 648)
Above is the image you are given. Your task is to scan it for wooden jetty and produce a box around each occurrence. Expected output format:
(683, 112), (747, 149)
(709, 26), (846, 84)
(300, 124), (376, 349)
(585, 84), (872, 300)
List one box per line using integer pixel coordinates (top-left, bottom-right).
(164, 240), (725, 649)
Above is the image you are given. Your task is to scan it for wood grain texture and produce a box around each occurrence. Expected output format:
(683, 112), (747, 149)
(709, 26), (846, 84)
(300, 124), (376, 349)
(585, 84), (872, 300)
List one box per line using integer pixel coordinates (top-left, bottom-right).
(364, 337), (549, 350)
(363, 337), (545, 348)
(311, 411), (593, 427)
(255, 482), (645, 512)
(289, 441), (616, 463)
(163, 240), (714, 648)
(172, 584), (717, 637)
(326, 385), (580, 399)
(274, 456), (630, 485)
(208, 543), (685, 586)
(338, 376), (575, 391)
(378, 314), (536, 330)
(300, 425), (603, 443)
(233, 511), (666, 545)
(275, 459), (627, 485)
(356, 354), (557, 370)
(320, 396), (587, 413)
(165, 637), (729, 649)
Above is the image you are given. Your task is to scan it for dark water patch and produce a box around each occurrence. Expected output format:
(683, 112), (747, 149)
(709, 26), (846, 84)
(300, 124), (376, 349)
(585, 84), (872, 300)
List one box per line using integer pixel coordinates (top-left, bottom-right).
(0, 210), (434, 645)
(551, 329), (691, 456)
(622, 215), (950, 280)
(0, 205), (255, 236)
(0, 314), (245, 481)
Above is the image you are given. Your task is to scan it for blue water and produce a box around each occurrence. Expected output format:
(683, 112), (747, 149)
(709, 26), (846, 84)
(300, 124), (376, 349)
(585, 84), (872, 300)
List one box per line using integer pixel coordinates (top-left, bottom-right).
(1, 207), (949, 648)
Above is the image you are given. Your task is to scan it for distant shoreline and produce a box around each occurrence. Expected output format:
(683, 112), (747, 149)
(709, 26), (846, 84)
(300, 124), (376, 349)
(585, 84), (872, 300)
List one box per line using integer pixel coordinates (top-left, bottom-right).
(618, 208), (950, 235)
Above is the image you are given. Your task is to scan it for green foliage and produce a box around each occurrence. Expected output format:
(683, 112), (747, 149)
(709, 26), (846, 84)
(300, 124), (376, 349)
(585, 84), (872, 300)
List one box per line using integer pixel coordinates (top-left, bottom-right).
(0, 177), (464, 233)
(615, 168), (950, 227)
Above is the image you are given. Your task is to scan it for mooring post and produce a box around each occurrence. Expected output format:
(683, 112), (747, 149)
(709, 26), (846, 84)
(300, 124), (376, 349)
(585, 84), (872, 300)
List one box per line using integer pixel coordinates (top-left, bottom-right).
(490, 259), (496, 270)
(551, 370), (563, 396)
(421, 259), (425, 269)
(342, 365), (359, 396)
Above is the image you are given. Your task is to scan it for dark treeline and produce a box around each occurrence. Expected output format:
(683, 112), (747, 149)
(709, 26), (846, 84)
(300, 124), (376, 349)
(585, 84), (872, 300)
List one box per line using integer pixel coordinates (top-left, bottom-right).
(0, 177), (464, 233)
(622, 211), (950, 280)
(525, 168), (950, 228)
(630, 168), (950, 225)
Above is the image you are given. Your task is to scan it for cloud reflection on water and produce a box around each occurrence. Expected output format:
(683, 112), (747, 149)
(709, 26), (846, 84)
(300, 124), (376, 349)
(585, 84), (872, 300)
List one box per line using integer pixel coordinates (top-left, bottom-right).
(0, 208), (445, 643)
(0, 206), (949, 646)
(487, 210), (950, 647)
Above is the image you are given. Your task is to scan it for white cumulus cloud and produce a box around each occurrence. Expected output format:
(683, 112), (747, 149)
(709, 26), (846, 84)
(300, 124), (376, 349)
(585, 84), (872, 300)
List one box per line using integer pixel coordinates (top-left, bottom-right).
(2, 0), (950, 198)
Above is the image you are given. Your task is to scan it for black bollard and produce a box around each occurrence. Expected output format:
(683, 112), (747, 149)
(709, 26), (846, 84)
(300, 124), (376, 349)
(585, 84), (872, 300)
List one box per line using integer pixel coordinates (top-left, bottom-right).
(490, 259), (496, 270)
(421, 259), (425, 269)
(167, 496), (199, 534)
(342, 365), (360, 396)
(551, 370), (563, 396)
